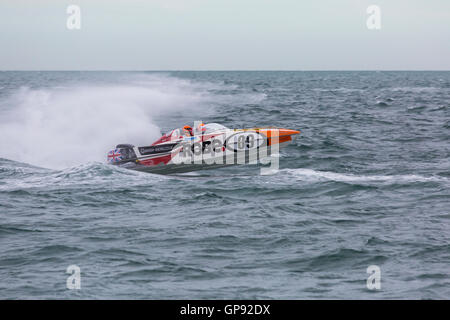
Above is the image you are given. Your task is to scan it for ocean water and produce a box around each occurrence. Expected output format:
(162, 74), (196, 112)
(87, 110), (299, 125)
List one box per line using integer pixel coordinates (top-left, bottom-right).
(0, 71), (449, 299)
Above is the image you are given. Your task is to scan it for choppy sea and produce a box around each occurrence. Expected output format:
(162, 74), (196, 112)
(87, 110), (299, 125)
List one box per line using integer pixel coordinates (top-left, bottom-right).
(0, 71), (449, 299)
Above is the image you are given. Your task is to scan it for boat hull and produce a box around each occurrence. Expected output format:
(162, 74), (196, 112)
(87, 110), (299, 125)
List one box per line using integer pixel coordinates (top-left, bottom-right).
(109, 127), (299, 174)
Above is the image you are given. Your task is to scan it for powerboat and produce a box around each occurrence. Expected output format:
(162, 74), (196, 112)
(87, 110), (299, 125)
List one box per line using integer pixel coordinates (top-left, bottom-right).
(107, 123), (300, 174)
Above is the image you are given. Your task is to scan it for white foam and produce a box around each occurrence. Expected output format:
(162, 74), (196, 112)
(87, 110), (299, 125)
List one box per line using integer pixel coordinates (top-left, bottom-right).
(282, 168), (445, 183)
(389, 87), (444, 93)
(0, 161), (169, 192)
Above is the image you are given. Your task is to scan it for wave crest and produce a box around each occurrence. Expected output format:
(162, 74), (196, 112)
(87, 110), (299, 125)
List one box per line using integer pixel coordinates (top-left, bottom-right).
(281, 168), (446, 183)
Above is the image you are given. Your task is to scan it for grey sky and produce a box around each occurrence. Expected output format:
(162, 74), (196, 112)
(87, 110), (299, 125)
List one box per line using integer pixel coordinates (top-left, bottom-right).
(1, 0), (449, 70)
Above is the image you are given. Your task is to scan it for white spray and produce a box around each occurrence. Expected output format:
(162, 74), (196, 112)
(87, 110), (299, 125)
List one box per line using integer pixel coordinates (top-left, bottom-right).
(0, 74), (211, 169)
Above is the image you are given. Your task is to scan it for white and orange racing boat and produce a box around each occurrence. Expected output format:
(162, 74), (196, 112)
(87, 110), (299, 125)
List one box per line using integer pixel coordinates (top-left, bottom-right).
(107, 123), (300, 174)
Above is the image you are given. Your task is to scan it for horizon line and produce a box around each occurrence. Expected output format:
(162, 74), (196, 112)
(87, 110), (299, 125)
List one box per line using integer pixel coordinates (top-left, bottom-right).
(1, 69), (450, 72)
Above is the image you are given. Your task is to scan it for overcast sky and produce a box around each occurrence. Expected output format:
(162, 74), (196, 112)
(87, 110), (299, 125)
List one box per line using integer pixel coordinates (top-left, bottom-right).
(1, 0), (449, 70)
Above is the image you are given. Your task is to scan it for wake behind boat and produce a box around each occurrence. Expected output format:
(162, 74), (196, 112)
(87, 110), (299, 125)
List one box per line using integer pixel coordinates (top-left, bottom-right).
(107, 123), (300, 174)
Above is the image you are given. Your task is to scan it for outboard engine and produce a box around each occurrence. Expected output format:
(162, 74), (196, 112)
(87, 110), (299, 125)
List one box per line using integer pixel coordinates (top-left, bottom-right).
(107, 144), (137, 164)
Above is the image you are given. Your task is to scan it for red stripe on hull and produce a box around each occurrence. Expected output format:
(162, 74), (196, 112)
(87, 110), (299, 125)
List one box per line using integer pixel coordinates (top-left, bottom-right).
(139, 154), (172, 166)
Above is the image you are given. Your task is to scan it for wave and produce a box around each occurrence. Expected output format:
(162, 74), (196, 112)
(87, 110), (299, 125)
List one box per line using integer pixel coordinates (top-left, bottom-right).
(280, 168), (446, 183)
(389, 86), (445, 93)
(0, 160), (167, 192)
